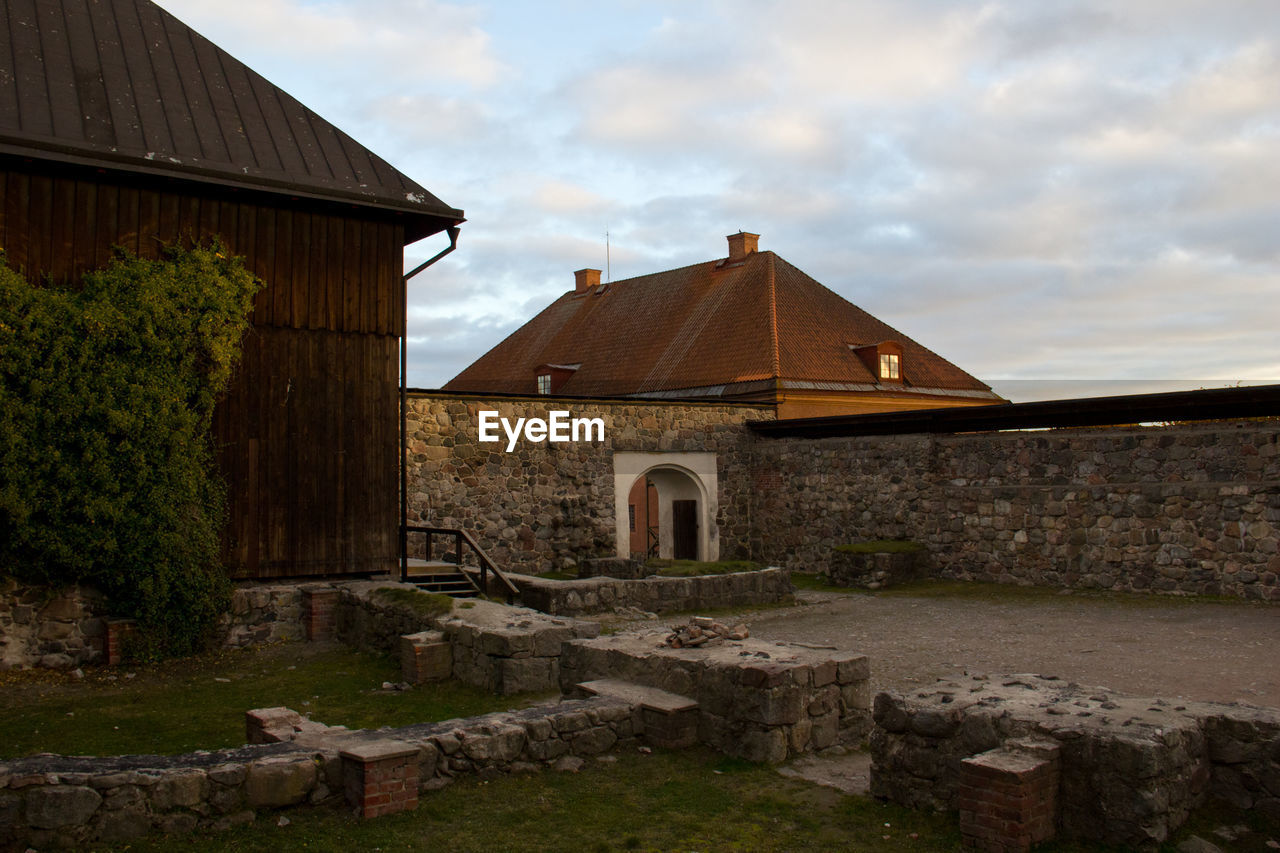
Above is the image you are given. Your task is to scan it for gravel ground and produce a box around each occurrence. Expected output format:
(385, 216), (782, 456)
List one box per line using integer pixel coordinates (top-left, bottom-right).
(742, 588), (1280, 706)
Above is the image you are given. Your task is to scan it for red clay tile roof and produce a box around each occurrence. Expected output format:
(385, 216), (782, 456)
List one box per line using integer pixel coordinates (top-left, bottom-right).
(445, 248), (995, 399)
(0, 0), (462, 238)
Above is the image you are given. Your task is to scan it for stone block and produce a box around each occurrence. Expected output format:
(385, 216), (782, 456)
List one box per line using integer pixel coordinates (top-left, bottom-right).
(26, 785), (102, 829)
(833, 653), (870, 684)
(739, 728), (789, 763)
(246, 707), (303, 744)
(95, 807), (152, 842)
(640, 707), (699, 750)
(244, 757), (316, 808)
(150, 770), (207, 810)
(400, 632), (451, 684)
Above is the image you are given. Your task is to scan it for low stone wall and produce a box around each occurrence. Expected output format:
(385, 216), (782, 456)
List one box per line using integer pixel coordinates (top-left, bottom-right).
(221, 584), (306, 648)
(0, 696), (637, 849)
(577, 557), (651, 580)
(331, 582), (599, 695)
(869, 674), (1280, 847)
(0, 579), (107, 669)
(560, 631), (871, 762)
(516, 568), (794, 616)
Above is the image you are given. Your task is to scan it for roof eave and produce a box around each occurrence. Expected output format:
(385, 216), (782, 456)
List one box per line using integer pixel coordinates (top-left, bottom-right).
(0, 133), (464, 228)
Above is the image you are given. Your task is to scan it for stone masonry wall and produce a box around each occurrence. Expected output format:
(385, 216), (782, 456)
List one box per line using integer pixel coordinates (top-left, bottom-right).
(870, 674), (1280, 847)
(515, 568), (794, 616)
(405, 391), (770, 575)
(0, 580), (306, 669)
(752, 421), (1280, 599)
(0, 580), (108, 669)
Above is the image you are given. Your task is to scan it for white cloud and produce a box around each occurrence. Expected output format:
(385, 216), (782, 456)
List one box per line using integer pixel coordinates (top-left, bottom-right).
(157, 0), (1280, 391)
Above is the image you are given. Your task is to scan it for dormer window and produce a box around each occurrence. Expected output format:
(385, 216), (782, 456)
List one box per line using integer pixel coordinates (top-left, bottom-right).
(880, 353), (900, 381)
(849, 340), (904, 385)
(533, 363), (580, 395)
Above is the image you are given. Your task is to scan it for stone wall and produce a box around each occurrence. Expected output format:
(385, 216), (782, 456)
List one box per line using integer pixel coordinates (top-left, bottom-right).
(560, 631), (872, 762)
(404, 391), (770, 574)
(752, 421), (1280, 599)
(0, 697), (637, 849)
(869, 674), (1280, 847)
(221, 584), (306, 648)
(0, 580), (311, 669)
(0, 580), (107, 669)
(408, 394), (1278, 601)
(515, 568), (794, 616)
(331, 582), (600, 694)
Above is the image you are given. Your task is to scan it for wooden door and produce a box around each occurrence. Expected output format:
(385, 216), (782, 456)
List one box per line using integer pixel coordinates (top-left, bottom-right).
(672, 500), (698, 560)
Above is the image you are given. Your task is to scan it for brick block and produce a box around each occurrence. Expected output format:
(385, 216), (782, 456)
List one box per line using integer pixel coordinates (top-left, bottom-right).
(341, 740), (420, 819)
(304, 588), (339, 642)
(958, 744), (1059, 853)
(105, 618), (136, 666)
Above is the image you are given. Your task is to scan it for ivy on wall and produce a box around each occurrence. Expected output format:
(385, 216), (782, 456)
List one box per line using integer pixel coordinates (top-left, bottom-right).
(0, 244), (263, 657)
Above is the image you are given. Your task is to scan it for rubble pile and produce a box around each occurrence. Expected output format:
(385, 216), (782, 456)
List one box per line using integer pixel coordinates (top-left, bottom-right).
(662, 616), (748, 648)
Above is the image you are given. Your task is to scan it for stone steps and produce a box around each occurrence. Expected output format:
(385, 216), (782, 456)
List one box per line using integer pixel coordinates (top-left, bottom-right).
(405, 560), (480, 598)
(574, 678), (700, 749)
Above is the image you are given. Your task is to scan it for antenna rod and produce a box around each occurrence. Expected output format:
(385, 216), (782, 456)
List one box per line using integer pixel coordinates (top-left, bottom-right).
(606, 227), (611, 283)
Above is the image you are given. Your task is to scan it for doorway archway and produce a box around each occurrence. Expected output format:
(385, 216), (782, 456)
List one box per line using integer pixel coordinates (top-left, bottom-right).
(613, 452), (718, 562)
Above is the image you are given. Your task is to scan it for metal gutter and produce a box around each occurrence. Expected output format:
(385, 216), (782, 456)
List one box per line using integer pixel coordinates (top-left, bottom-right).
(400, 226), (461, 578)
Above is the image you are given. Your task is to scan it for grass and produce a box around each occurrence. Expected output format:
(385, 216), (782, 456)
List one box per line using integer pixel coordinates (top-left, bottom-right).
(647, 558), (765, 577)
(374, 586), (455, 617)
(834, 540), (925, 555)
(0, 643), (551, 759)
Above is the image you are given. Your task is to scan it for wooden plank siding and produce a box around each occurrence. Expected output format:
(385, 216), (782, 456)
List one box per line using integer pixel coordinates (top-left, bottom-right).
(0, 163), (405, 578)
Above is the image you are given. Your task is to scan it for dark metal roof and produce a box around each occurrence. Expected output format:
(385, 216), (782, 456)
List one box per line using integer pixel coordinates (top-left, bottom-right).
(748, 384), (1280, 438)
(0, 0), (462, 235)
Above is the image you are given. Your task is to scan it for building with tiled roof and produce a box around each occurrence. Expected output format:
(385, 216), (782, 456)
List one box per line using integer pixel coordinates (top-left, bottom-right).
(447, 232), (1002, 419)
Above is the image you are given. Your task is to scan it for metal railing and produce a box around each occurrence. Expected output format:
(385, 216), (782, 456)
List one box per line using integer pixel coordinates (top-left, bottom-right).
(402, 525), (519, 603)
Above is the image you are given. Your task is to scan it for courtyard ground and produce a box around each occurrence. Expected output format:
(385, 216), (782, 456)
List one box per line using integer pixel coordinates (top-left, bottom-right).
(741, 581), (1279, 707)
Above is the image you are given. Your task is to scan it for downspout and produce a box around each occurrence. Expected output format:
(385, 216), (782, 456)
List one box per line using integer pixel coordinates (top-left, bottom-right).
(400, 225), (460, 581)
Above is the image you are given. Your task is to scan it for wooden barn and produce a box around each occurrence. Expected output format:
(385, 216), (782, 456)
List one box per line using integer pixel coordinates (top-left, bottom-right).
(0, 0), (463, 578)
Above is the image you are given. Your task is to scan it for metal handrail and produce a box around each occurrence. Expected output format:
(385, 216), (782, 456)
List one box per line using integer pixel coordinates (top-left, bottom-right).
(402, 525), (519, 602)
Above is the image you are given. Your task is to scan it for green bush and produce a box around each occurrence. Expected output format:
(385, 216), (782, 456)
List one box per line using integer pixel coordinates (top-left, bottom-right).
(0, 244), (262, 658)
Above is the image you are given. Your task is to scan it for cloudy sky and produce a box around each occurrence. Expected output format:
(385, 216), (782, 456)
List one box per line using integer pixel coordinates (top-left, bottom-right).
(159, 0), (1279, 401)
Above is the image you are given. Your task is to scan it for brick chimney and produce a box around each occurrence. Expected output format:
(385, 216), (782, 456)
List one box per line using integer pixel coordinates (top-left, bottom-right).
(726, 231), (759, 262)
(574, 268), (601, 295)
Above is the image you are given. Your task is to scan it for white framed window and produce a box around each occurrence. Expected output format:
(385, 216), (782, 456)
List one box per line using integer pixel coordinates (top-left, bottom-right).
(537, 373), (552, 394)
(879, 353), (900, 381)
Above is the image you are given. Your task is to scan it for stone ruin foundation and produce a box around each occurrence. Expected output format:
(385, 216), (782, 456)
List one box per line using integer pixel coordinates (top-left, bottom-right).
(870, 674), (1280, 850)
(560, 630), (872, 762)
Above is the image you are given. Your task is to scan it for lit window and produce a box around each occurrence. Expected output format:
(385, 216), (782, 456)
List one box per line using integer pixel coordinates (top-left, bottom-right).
(537, 373), (551, 394)
(880, 353), (900, 380)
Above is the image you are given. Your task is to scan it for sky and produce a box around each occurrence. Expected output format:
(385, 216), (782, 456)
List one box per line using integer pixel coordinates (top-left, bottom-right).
(157, 0), (1279, 402)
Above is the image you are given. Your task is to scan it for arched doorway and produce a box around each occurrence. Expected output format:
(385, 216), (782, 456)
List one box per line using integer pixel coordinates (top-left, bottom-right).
(613, 452), (718, 562)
